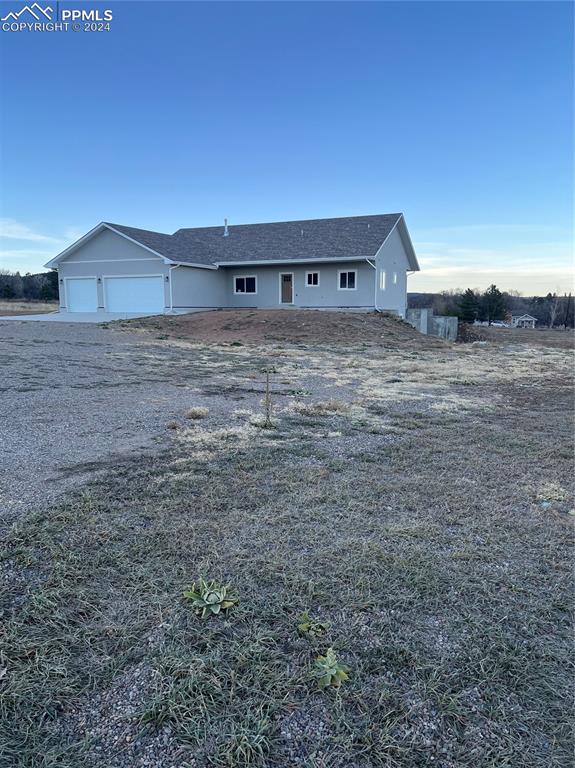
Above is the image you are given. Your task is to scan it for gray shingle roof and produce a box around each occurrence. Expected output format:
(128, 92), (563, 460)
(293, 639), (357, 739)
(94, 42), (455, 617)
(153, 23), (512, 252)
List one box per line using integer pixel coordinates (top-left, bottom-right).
(104, 213), (416, 268)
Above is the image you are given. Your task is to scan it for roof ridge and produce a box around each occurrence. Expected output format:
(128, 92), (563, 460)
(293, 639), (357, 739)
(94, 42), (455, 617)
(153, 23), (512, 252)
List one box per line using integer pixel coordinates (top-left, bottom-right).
(174, 212), (403, 234)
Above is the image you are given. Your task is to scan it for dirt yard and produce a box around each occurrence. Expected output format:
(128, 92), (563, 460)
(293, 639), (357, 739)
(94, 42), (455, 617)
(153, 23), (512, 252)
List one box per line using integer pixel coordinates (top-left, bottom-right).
(118, 309), (447, 347)
(1, 311), (573, 768)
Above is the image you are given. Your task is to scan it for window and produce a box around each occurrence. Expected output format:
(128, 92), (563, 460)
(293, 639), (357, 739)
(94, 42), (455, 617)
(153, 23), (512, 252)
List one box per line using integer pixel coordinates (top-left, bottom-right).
(338, 270), (357, 290)
(234, 276), (257, 294)
(393, 272), (398, 285)
(306, 271), (320, 287)
(379, 271), (386, 290)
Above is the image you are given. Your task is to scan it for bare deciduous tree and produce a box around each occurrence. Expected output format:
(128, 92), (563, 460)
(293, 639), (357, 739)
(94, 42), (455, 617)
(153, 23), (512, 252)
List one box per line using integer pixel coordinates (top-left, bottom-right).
(547, 293), (560, 328)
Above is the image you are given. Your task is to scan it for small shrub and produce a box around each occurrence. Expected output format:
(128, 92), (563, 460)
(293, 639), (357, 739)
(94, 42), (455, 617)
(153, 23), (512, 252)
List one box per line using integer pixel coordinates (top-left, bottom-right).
(185, 406), (209, 420)
(183, 579), (237, 618)
(249, 414), (277, 429)
(167, 421), (180, 430)
(293, 400), (350, 417)
(262, 369), (273, 427)
(313, 648), (350, 689)
(297, 611), (329, 639)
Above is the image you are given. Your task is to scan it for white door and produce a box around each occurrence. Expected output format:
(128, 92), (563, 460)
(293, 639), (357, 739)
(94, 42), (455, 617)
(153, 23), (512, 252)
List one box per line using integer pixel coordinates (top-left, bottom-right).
(104, 276), (164, 313)
(66, 278), (98, 312)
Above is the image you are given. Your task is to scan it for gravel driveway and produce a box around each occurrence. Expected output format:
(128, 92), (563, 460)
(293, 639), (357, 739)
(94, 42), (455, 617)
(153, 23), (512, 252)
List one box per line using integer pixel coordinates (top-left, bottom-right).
(0, 321), (240, 523)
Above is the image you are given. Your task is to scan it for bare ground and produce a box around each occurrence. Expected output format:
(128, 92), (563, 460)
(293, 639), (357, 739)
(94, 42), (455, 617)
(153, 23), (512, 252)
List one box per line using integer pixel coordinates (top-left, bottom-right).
(116, 309), (447, 348)
(1, 311), (573, 768)
(0, 321), (263, 523)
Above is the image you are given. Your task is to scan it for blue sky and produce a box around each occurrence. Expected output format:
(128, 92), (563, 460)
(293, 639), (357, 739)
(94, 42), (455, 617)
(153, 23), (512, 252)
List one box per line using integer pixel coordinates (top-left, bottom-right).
(0, 0), (573, 293)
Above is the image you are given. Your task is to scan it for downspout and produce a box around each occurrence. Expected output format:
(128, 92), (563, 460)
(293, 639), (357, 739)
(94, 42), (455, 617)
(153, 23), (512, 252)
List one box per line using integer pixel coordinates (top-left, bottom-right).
(168, 264), (179, 313)
(366, 258), (379, 311)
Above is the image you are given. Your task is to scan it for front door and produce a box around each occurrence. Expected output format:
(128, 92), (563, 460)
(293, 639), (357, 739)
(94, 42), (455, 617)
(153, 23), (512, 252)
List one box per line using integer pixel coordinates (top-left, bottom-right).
(280, 273), (293, 304)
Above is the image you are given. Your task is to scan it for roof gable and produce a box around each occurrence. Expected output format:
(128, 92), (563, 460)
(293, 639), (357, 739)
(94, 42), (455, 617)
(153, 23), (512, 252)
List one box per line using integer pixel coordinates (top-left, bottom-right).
(44, 222), (170, 268)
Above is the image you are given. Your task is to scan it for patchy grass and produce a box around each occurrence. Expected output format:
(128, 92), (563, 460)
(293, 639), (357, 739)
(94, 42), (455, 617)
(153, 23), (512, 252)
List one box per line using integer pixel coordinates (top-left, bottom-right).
(1, 314), (573, 768)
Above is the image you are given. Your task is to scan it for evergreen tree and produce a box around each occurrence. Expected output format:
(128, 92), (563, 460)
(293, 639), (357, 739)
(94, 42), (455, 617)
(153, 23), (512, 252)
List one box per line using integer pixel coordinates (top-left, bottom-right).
(481, 284), (507, 325)
(0, 283), (16, 299)
(46, 270), (59, 299)
(458, 288), (480, 323)
(39, 282), (53, 301)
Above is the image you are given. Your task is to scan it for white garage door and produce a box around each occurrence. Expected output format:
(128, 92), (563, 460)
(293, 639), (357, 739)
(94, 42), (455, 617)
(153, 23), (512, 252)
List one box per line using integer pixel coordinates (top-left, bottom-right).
(66, 278), (98, 312)
(104, 276), (164, 313)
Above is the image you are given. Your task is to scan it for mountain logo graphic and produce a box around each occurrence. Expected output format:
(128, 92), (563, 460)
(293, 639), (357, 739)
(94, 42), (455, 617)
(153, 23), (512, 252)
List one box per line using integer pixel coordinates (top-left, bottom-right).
(1, 3), (53, 21)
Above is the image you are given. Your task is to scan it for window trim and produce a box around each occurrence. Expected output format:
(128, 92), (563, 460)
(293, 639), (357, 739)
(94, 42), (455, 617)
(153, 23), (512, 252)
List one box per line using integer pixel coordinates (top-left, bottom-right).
(233, 275), (257, 295)
(305, 271), (320, 287)
(392, 271), (398, 285)
(337, 269), (358, 291)
(379, 270), (386, 291)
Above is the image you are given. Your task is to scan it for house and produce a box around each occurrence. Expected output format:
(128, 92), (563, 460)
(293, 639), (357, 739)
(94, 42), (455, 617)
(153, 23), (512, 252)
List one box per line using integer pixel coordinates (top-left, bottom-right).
(511, 314), (537, 329)
(45, 213), (419, 316)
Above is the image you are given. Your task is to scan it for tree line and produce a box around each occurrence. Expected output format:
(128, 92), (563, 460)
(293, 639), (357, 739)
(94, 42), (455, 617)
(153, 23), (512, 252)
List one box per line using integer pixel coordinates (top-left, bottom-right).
(0, 270), (59, 302)
(409, 285), (574, 328)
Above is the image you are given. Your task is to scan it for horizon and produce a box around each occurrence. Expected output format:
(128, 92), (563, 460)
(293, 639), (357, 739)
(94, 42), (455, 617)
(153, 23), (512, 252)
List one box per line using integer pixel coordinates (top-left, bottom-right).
(1, 1), (573, 294)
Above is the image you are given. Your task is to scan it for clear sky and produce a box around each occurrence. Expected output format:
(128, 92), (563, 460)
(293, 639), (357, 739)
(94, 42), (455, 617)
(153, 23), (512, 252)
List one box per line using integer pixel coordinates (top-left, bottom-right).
(0, 0), (573, 294)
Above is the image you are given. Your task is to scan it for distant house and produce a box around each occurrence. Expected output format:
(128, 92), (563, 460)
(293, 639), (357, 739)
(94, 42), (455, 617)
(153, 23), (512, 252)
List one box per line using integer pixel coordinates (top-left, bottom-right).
(511, 314), (537, 329)
(44, 214), (420, 317)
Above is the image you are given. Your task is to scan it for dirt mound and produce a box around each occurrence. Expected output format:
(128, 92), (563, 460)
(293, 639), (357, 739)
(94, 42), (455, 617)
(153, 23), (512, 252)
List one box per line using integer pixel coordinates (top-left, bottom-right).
(122, 309), (447, 348)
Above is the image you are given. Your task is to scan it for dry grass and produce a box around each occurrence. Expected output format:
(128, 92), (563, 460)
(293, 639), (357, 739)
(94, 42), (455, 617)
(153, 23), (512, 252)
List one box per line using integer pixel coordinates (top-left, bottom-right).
(468, 324), (575, 350)
(291, 399), (351, 416)
(0, 300), (59, 316)
(1, 312), (573, 768)
(185, 406), (209, 420)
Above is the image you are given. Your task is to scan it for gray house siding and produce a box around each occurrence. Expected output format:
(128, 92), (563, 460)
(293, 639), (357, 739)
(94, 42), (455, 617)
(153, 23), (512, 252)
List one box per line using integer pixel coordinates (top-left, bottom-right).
(56, 229), (171, 310)
(223, 261), (375, 309)
(375, 226), (410, 317)
(171, 265), (226, 309)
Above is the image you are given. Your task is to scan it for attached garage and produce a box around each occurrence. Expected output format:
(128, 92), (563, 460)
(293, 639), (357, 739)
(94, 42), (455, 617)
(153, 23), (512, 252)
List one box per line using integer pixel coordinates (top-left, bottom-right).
(103, 276), (165, 313)
(66, 278), (98, 312)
